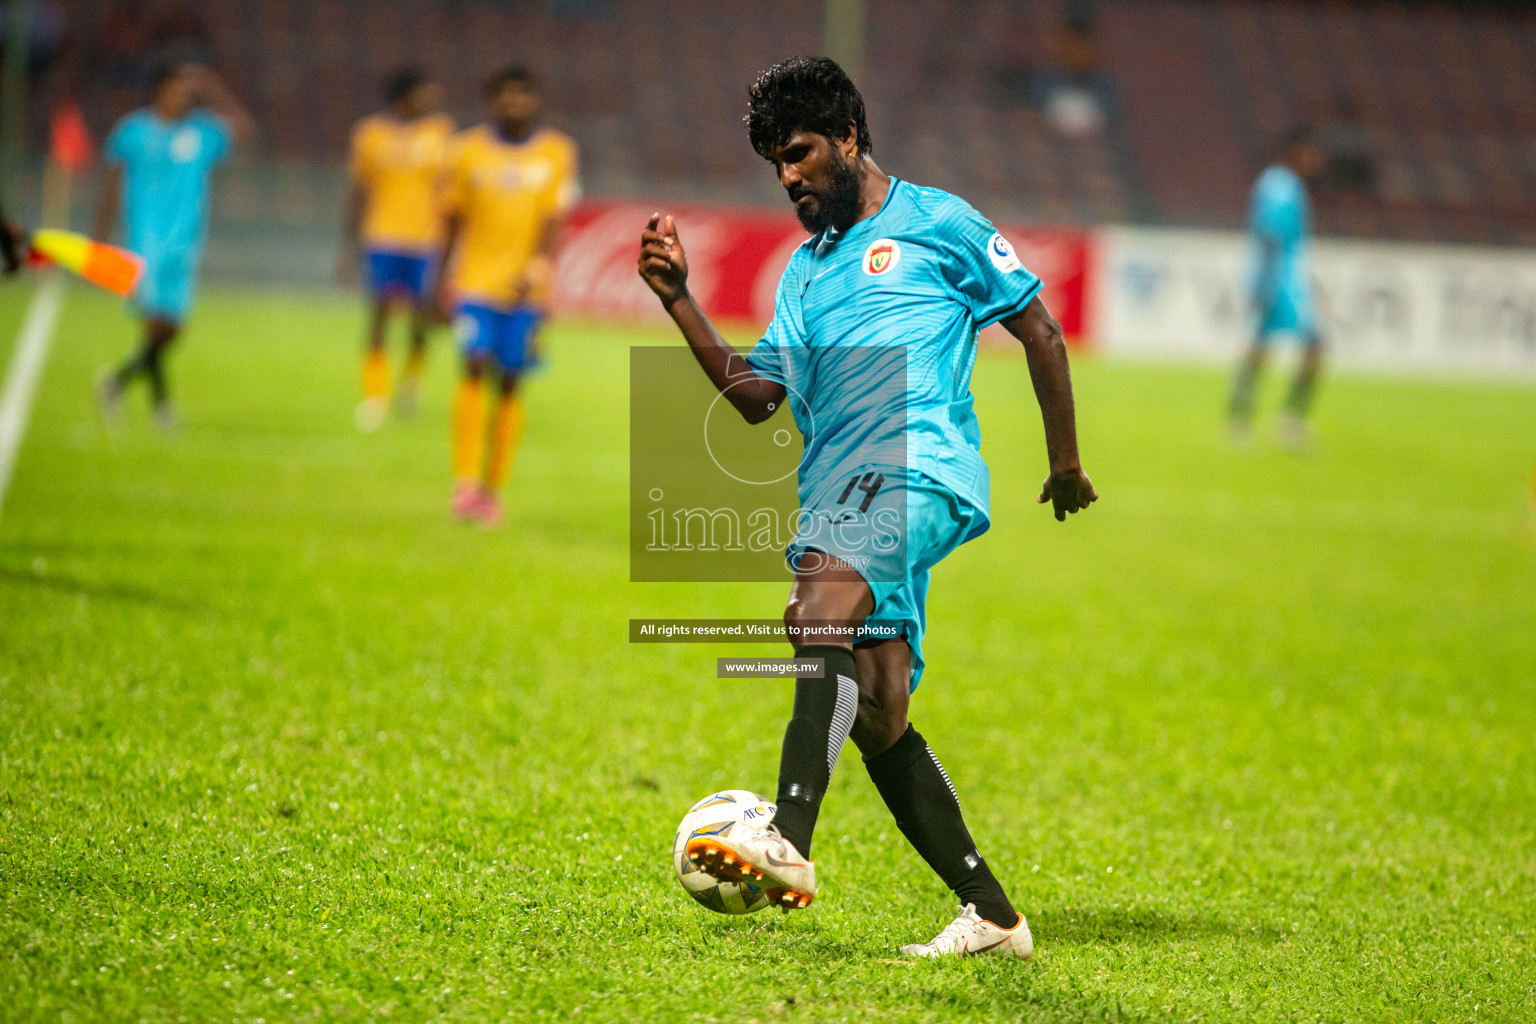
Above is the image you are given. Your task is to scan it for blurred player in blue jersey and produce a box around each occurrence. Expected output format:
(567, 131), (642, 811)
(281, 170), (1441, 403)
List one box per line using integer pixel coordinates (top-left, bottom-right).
(1228, 127), (1328, 449)
(639, 56), (1095, 959)
(95, 63), (253, 429)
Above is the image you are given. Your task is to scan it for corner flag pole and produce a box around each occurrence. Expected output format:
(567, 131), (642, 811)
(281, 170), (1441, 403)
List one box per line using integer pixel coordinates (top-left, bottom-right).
(1, 0), (33, 200)
(824, 0), (865, 84)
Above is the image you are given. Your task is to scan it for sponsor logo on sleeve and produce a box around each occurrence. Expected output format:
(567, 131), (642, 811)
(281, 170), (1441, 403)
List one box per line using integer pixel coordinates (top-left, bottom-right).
(864, 238), (901, 276)
(987, 232), (1023, 274)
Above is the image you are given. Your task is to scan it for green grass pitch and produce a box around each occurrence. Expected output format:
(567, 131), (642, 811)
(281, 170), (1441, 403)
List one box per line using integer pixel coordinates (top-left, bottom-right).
(1, 282), (1534, 1022)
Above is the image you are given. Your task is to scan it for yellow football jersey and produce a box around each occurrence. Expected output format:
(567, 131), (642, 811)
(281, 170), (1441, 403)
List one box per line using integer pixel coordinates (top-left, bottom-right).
(348, 112), (456, 252)
(442, 125), (580, 308)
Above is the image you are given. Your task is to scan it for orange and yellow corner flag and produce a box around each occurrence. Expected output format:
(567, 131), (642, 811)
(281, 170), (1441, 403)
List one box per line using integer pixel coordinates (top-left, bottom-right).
(28, 229), (143, 297)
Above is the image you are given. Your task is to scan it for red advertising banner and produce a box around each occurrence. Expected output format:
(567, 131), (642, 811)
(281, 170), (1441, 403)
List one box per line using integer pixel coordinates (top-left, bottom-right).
(552, 200), (1092, 341)
(1002, 223), (1091, 342)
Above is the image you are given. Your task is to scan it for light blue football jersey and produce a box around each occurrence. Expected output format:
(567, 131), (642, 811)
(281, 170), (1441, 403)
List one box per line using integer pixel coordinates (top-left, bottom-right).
(1247, 164), (1313, 320)
(745, 178), (1042, 524)
(105, 108), (232, 259)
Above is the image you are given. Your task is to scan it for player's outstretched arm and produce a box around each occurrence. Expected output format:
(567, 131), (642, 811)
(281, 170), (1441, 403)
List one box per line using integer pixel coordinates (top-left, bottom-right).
(431, 213), (463, 323)
(189, 66), (255, 146)
(1000, 296), (1097, 522)
(638, 213), (785, 424)
(514, 212), (561, 304)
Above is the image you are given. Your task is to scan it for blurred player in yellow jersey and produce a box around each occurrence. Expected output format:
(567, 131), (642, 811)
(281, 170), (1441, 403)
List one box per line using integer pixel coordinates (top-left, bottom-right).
(435, 66), (578, 525)
(341, 67), (455, 432)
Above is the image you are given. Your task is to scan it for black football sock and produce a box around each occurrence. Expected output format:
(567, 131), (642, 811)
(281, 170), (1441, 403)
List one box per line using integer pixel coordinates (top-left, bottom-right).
(866, 724), (1018, 927)
(1228, 359), (1260, 423)
(112, 348), (148, 389)
(1283, 365), (1318, 417)
(772, 644), (858, 859)
(144, 344), (169, 407)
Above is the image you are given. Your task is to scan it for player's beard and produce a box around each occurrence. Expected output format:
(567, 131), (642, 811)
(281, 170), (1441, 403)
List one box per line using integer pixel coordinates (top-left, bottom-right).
(791, 152), (863, 234)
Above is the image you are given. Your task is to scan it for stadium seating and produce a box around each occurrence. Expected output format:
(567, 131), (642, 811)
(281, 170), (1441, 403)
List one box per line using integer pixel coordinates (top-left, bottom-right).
(47, 0), (1536, 247)
(1189, 0), (1536, 245)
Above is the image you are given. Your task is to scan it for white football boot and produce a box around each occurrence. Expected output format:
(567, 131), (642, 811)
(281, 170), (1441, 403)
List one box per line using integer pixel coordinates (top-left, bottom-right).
(95, 368), (124, 430)
(686, 822), (817, 911)
(1278, 411), (1313, 453)
(900, 903), (1034, 960)
(354, 396), (387, 434)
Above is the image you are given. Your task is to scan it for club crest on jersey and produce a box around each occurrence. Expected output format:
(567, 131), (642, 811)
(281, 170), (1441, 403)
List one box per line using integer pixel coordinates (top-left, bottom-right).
(987, 233), (1023, 274)
(864, 238), (901, 276)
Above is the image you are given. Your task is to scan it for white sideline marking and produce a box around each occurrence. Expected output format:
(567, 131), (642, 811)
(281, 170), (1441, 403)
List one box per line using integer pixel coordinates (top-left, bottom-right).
(0, 273), (65, 519)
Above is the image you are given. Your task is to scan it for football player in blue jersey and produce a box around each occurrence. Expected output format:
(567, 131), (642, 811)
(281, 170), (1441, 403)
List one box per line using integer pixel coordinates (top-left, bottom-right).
(95, 62), (253, 429)
(1228, 127), (1328, 450)
(639, 56), (1095, 959)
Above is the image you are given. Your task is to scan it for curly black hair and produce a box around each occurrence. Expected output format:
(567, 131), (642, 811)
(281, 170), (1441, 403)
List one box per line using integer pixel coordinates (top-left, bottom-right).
(384, 66), (426, 106)
(485, 65), (538, 98)
(147, 60), (188, 97)
(1276, 124), (1317, 155)
(744, 56), (872, 159)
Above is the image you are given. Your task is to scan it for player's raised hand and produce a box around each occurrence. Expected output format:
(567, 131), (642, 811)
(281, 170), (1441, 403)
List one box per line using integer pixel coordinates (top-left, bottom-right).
(638, 213), (688, 307)
(1038, 465), (1097, 522)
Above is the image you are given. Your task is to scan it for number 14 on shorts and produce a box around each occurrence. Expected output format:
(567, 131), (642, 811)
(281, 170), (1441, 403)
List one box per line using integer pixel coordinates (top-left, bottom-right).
(837, 472), (886, 514)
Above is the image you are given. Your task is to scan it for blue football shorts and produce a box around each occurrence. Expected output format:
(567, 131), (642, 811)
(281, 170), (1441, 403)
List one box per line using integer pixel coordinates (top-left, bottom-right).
(455, 302), (542, 372)
(134, 249), (197, 321)
(786, 466), (989, 691)
(1255, 282), (1319, 345)
(365, 248), (433, 303)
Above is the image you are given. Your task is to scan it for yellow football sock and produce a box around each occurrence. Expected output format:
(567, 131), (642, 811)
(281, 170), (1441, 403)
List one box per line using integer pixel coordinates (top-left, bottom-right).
(363, 348), (390, 401)
(484, 393), (525, 491)
(451, 377), (487, 484)
(402, 347), (425, 388)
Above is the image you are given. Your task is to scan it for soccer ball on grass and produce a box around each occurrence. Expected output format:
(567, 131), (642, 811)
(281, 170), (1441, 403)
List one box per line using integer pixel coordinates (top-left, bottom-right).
(672, 790), (776, 914)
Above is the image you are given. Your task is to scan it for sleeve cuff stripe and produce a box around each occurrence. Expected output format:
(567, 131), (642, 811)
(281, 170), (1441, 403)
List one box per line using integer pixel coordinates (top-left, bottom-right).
(982, 279), (1043, 327)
